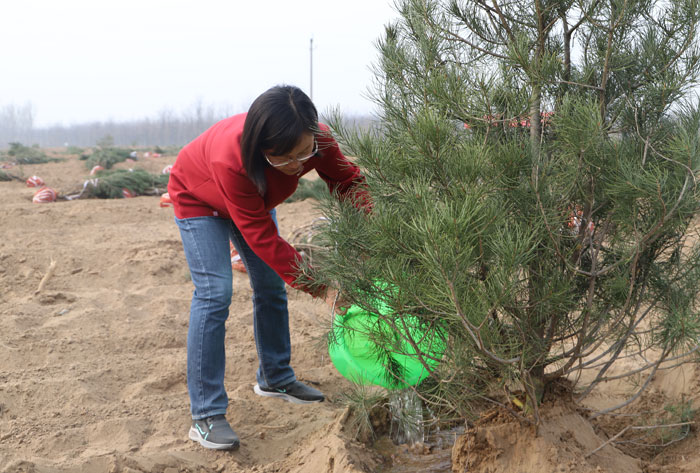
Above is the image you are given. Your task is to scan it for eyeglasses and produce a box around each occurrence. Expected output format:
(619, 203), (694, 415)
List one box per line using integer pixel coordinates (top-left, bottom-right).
(264, 140), (318, 168)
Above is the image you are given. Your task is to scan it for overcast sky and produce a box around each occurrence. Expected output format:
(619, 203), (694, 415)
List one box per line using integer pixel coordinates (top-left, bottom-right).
(1, 0), (399, 127)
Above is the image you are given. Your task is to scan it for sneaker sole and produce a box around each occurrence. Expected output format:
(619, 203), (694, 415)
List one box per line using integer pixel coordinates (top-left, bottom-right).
(188, 426), (240, 450)
(253, 384), (324, 404)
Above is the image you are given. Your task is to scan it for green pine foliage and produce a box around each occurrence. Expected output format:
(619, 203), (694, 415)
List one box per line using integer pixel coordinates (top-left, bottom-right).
(3, 142), (60, 164)
(84, 147), (134, 170)
(82, 169), (169, 199)
(311, 0), (700, 422)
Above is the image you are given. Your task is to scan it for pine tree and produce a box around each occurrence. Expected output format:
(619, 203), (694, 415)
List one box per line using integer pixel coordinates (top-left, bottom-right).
(313, 0), (700, 421)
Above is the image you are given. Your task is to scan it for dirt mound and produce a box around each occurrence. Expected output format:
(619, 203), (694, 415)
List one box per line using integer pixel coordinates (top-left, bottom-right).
(451, 400), (642, 473)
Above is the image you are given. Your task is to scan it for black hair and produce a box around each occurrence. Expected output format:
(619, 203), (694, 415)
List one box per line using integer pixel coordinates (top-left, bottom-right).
(241, 85), (319, 195)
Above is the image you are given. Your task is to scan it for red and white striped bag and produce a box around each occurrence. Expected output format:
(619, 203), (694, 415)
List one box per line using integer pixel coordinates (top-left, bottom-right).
(229, 241), (247, 273)
(32, 186), (57, 203)
(159, 192), (172, 207)
(26, 175), (45, 187)
(162, 165), (173, 174)
(122, 188), (133, 198)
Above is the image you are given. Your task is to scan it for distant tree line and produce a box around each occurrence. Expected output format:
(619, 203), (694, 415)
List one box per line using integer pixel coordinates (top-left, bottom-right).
(0, 103), (35, 146)
(0, 102), (239, 148)
(0, 102), (377, 149)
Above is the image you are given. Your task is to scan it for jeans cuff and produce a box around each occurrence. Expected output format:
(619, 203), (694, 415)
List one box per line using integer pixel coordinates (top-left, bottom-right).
(192, 409), (228, 420)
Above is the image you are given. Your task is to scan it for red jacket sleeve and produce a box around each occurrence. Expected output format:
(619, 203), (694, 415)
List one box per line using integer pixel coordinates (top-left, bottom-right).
(209, 161), (323, 295)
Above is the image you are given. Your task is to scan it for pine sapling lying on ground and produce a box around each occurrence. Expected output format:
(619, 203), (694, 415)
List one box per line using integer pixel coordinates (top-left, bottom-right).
(66, 169), (169, 199)
(2, 142), (61, 164)
(83, 147), (135, 170)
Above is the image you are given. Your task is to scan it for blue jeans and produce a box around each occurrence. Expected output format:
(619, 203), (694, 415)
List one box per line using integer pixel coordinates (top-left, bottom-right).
(175, 210), (296, 420)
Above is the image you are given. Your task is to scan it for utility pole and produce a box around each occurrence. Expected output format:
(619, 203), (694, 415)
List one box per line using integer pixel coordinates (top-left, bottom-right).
(309, 37), (314, 101)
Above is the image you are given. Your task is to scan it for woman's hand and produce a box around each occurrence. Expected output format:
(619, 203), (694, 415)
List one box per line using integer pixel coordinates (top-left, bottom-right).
(324, 288), (349, 315)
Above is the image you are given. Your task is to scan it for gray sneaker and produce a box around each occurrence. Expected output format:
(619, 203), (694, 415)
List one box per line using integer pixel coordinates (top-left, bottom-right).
(189, 415), (240, 450)
(253, 380), (325, 404)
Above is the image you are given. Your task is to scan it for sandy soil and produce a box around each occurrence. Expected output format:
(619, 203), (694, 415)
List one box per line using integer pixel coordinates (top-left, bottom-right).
(1, 151), (700, 473)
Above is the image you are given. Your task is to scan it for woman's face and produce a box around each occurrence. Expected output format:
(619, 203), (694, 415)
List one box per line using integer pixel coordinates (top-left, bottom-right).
(263, 132), (315, 176)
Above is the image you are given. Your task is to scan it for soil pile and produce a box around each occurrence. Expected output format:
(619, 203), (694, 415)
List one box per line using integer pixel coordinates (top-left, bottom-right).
(451, 401), (641, 473)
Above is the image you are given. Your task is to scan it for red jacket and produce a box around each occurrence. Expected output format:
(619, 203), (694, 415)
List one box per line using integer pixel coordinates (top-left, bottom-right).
(168, 113), (366, 295)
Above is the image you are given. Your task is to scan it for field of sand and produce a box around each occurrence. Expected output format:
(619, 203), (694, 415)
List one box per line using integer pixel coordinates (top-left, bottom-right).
(1, 151), (700, 473)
